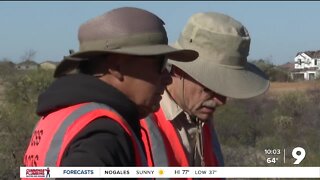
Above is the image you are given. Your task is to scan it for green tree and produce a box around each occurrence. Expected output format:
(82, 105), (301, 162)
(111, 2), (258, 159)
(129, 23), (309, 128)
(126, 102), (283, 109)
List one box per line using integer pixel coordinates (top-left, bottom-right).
(251, 59), (291, 82)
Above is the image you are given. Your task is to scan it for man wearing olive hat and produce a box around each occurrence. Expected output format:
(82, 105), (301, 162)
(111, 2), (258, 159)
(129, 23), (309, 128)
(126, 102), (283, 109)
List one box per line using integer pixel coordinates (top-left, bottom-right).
(23, 7), (198, 168)
(141, 12), (269, 169)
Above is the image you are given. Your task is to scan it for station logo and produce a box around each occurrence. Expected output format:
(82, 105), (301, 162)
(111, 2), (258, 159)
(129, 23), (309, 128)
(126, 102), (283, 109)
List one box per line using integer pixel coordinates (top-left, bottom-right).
(26, 167), (50, 178)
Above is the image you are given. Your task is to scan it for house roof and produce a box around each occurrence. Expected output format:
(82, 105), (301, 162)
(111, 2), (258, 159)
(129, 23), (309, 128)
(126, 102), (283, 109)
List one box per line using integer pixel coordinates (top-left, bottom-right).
(296, 50), (320, 59)
(16, 60), (38, 66)
(40, 60), (59, 65)
(279, 62), (295, 71)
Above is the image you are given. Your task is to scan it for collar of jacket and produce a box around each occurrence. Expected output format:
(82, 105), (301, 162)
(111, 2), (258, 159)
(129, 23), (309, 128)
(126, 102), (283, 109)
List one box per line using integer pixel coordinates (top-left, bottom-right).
(160, 90), (184, 121)
(36, 73), (140, 133)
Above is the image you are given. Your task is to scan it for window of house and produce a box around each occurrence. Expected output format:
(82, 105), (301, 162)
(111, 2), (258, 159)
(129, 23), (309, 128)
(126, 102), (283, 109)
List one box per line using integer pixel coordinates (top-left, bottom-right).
(309, 73), (315, 80)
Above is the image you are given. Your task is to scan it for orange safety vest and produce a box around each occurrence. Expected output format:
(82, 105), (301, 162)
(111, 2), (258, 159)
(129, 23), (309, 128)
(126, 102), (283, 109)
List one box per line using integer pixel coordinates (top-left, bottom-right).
(141, 108), (224, 180)
(23, 102), (147, 178)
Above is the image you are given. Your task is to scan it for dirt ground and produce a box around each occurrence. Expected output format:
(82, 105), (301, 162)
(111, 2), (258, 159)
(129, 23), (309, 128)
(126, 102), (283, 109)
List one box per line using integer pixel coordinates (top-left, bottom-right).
(268, 81), (320, 94)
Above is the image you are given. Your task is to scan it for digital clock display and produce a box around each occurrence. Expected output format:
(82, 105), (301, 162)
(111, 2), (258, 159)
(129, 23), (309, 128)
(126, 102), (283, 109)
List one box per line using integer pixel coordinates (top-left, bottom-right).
(264, 149), (281, 155)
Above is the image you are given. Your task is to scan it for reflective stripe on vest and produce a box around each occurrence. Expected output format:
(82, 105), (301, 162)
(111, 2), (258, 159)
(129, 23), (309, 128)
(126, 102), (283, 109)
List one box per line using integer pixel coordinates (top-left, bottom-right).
(142, 108), (223, 166)
(209, 122), (224, 166)
(142, 108), (224, 180)
(45, 102), (147, 166)
(144, 115), (169, 166)
(24, 102), (147, 168)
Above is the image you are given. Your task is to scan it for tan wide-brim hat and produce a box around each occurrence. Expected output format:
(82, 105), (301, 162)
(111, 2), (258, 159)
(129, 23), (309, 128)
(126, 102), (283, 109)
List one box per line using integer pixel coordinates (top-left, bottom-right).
(54, 7), (198, 78)
(169, 12), (269, 99)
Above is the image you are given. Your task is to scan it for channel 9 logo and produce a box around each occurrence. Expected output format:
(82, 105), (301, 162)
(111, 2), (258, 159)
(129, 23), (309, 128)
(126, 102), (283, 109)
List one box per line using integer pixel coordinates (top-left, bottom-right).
(292, 147), (306, 164)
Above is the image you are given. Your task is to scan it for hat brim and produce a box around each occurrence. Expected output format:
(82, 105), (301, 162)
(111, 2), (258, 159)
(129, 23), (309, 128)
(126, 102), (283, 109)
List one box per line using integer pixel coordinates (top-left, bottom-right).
(170, 59), (270, 99)
(54, 44), (198, 77)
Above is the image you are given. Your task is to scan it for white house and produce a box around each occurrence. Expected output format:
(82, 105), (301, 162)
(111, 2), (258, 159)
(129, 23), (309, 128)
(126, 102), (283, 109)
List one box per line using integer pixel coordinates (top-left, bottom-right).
(292, 51), (320, 80)
(15, 60), (39, 70)
(39, 61), (58, 70)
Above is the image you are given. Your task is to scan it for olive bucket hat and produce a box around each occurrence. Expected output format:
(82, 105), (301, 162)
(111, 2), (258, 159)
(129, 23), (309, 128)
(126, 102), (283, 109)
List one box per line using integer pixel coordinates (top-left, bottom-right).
(169, 12), (269, 99)
(54, 7), (198, 77)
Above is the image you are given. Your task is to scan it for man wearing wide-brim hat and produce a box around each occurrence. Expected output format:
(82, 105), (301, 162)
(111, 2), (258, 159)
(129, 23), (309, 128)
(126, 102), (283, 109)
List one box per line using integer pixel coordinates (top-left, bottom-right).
(22, 7), (198, 169)
(140, 12), (269, 169)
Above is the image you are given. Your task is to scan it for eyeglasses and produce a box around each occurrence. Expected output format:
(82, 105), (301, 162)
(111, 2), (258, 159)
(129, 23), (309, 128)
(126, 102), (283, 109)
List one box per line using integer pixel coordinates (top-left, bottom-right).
(165, 63), (172, 72)
(160, 58), (169, 73)
(153, 55), (169, 73)
(159, 57), (173, 73)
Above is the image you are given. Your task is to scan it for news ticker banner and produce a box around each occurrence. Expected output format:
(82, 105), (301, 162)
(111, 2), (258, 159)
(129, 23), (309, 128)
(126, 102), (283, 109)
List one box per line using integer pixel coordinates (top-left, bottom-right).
(21, 167), (320, 178)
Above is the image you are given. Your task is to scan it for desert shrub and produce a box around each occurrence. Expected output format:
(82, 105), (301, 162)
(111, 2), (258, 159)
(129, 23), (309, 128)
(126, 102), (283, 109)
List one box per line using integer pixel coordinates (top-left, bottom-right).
(215, 95), (277, 148)
(0, 69), (54, 179)
(0, 60), (16, 80)
(215, 91), (319, 168)
(221, 145), (265, 166)
(5, 69), (54, 105)
(273, 91), (310, 118)
(214, 101), (252, 147)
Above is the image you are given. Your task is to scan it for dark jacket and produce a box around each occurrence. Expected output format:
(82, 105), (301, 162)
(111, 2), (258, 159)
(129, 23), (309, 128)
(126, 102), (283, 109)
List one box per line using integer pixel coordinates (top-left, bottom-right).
(37, 74), (143, 168)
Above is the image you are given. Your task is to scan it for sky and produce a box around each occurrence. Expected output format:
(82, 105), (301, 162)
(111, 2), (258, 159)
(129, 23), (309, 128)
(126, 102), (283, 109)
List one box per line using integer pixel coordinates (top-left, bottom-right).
(1, 1), (320, 65)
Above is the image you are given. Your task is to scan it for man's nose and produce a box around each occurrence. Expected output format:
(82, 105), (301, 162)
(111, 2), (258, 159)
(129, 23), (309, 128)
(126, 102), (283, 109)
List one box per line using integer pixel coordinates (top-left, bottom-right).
(204, 87), (227, 105)
(213, 94), (227, 105)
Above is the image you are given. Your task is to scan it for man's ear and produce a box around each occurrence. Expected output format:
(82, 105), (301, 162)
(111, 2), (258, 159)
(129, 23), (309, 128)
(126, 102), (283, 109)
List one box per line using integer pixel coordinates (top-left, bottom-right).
(106, 55), (125, 81)
(108, 64), (124, 81)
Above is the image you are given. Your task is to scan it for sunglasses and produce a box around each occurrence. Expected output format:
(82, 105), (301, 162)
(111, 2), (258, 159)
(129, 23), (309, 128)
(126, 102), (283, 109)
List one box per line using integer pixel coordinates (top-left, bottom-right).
(160, 58), (169, 73)
(150, 55), (169, 73)
(158, 56), (174, 73)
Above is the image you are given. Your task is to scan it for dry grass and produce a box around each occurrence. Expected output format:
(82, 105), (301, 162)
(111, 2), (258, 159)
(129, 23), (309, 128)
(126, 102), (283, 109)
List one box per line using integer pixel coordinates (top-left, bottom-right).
(0, 80), (4, 102)
(268, 81), (320, 94)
